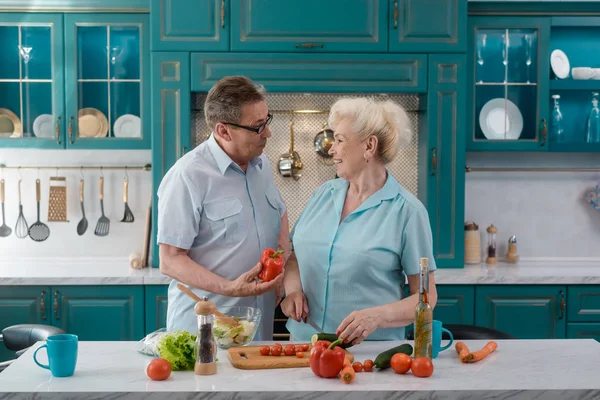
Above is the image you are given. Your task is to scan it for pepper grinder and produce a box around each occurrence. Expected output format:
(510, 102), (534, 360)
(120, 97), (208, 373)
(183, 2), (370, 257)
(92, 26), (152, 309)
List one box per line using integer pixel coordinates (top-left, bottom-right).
(505, 235), (519, 263)
(485, 224), (498, 265)
(193, 296), (217, 375)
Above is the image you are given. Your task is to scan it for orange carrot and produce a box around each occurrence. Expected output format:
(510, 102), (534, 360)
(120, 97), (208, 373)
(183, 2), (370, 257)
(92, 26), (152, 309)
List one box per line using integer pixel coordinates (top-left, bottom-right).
(466, 341), (497, 363)
(455, 341), (470, 363)
(339, 365), (355, 384)
(343, 356), (352, 367)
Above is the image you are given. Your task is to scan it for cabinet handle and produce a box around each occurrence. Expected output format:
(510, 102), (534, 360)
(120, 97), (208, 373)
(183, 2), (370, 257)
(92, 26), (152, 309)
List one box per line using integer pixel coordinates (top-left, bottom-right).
(220, 0), (225, 28)
(540, 118), (547, 147)
(40, 291), (47, 321)
(393, 0), (398, 29)
(55, 116), (61, 145)
(69, 116), (74, 144)
(559, 290), (565, 320)
(295, 43), (324, 49)
(54, 290), (60, 320)
(431, 148), (437, 176)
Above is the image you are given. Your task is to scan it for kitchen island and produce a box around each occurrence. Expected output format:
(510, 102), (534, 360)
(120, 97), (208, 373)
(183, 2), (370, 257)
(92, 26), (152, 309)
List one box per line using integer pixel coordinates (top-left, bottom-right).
(1, 339), (599, 399)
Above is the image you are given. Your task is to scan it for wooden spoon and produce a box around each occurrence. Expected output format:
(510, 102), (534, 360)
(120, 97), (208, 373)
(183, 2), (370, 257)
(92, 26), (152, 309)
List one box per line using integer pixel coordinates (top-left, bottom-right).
(176, 283), (240, 326)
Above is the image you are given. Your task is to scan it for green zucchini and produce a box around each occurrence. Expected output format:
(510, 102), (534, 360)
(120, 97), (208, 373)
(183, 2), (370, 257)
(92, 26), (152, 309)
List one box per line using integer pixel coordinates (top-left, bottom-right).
(373, 343), (413, 369)
(310, 333), (353, 349)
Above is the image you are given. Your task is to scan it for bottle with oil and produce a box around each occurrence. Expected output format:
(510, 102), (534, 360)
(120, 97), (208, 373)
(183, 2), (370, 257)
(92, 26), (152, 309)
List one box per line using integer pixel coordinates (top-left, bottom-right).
(414, 257), (432, 359)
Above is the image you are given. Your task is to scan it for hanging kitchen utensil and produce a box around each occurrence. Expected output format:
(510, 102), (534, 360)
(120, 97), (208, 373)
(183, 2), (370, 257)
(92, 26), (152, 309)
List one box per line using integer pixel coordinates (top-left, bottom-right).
(94, 175), (110, 236)
(141, 196), (152, 268)
(121, 171), (134, 223)
(313, 122), (335, 166)
(47, 176), (68, 222)
(14, 179), (28, 238)
(29, 179), (50, 242)
(0, 179), (12, 237)
(77, 178), (88, 235)
(278, 119), (303, 181)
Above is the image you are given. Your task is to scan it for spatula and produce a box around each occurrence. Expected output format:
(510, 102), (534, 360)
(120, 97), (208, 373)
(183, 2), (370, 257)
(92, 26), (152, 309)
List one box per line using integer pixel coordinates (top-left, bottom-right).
(94, 176), (110, 236)
(28, 179), (50, 242)
(0, 179), (12, 237)
(76, 178), (88, 235)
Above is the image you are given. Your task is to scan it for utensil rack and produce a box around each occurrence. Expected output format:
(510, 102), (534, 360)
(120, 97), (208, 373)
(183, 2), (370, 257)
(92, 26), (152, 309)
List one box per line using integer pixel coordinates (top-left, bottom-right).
(0, 164), (152, 171)
(466, 165), (600, 173)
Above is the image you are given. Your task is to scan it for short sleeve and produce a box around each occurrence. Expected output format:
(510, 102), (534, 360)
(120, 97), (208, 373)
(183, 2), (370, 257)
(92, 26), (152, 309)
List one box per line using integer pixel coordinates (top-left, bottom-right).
(400, 207), (437, 276)
(156, 168), (202, 250)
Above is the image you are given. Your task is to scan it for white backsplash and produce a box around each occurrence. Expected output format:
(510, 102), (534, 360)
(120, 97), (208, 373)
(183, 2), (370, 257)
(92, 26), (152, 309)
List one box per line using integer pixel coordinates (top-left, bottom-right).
(0, 149), (152, 260)
(465, 152), (600, 261)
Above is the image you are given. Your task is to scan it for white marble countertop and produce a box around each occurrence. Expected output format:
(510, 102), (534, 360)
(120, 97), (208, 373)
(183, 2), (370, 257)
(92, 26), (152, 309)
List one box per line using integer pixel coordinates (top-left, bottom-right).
(1, 339), (599, 399)
(0, 258), (599, 285)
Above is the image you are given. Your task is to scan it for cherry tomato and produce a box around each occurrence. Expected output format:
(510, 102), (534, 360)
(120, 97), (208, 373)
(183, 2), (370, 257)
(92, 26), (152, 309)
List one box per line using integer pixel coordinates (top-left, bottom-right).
(411, 357), (434, 378)
(390, 353), (412, 374)
(271, 346), (282, 356)
(296, 352), (304, 358)
(295, 345), (304, 353)
(352, 362), (363, 372)
(284, 344), (295, 356)
(301, 344), (310, 352)
(146, 358), (172, 381)
(363, 359), (374, 372)
(260, 346), (270, 356)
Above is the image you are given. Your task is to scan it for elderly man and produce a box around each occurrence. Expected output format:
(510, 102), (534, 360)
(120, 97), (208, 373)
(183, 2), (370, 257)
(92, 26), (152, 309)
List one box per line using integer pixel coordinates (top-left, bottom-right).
(157, 76), (290, 341)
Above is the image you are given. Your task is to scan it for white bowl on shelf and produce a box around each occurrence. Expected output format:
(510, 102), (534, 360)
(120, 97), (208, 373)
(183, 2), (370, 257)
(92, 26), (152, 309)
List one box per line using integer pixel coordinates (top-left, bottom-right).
(572, 67), (595, 80)
(592, 68), (600, 80)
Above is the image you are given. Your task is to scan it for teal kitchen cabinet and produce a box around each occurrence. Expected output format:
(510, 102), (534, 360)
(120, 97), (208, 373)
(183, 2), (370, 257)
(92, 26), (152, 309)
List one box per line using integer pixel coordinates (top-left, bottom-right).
(150, 0), (229, 52)
(424, 54), (466, 268)
(145, 285), (169, 334)
(151, 52), (191, 266)
(567, 285), (600, 322)
(0, 12), (151, 149)
(467, 17), (551, 151)
(434, 285), (474, 325)
(475, 285), (567, 339)
(567, 323), (600, 342)
(389, 0), (467, 53)
(230, 0), (388, 53)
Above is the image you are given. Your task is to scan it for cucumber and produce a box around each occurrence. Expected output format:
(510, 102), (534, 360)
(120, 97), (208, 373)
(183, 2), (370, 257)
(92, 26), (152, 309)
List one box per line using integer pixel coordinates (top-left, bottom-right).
(310, 333), (353, 349)
(373, 343), (413, 369)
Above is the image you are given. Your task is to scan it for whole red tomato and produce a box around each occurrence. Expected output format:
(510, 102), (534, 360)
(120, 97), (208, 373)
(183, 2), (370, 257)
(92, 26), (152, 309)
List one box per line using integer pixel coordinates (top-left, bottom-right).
(258, 248), (284, 282)
(146, 358), (172, 381)
(260, 346), (270, 356)
(411, 357), (434, 378)
(390, 353), (412, 374)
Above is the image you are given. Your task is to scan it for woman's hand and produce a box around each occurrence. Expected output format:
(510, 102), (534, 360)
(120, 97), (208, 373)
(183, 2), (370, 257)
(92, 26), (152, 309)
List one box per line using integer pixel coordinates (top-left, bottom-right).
(336, 307), (383, 345)
(280, 291), (309, 322)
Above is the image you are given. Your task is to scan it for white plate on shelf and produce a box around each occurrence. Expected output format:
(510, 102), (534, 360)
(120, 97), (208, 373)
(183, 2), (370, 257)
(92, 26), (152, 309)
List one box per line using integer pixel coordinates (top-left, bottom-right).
(479, 98), (523, 140)
(33, 114), (53, 138)
(551, 49), (570, 79)
(113, 114), (141, 138)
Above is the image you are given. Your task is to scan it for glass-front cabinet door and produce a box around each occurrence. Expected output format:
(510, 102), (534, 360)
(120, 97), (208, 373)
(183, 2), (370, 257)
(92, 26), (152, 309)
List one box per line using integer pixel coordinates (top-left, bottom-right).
(64, 14), (150, 149)
(467, 17), (550, 151)
(0, 14), (64, 148)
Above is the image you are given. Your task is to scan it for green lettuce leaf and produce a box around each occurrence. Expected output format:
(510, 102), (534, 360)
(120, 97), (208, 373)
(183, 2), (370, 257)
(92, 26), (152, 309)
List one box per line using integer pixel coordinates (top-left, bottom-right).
(156, 330), (197, 371)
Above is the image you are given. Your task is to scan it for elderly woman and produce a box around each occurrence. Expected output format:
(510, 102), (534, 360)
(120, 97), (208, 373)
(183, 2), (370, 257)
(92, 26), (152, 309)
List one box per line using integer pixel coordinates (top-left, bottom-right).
(280, 97), (438, 345)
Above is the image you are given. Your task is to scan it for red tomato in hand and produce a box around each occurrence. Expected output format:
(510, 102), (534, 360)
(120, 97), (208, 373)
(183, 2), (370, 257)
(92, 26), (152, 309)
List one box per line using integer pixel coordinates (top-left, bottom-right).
(411, 357), (434, 378)
(146, 358), (172, 381)
(390, 353), (412, 374)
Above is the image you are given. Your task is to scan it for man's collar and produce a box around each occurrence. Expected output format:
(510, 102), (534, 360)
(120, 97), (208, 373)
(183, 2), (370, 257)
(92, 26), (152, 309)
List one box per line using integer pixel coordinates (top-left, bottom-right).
(206, 133), (263, 175)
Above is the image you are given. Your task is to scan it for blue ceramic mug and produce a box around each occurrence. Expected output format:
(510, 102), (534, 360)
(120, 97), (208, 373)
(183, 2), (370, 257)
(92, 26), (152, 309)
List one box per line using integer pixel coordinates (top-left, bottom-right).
(33, 334), (78, 377)
(432, 320), (454, 358)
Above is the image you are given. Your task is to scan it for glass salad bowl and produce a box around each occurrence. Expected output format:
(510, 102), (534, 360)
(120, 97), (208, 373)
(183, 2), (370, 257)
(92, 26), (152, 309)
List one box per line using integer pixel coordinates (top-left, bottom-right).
(212, 306), (262, 349)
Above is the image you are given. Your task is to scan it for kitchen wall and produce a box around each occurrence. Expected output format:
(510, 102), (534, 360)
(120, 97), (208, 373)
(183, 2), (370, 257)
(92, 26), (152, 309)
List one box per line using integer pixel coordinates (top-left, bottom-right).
(465, 152), (600, 261)
(0, 149), (152, 260)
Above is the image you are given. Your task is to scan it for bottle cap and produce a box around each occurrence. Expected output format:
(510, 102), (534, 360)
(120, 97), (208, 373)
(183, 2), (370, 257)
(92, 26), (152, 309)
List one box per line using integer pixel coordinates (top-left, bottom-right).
(194, 296), (216, 316)
(486, 224), (498, 234)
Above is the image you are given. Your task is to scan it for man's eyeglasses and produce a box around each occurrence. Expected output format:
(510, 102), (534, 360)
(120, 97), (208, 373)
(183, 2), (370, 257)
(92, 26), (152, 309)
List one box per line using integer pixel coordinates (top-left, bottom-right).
(223, 113), (273, 135)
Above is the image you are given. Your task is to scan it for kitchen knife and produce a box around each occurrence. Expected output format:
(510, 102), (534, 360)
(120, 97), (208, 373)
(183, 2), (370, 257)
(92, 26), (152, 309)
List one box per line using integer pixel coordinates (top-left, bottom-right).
(305, 316), (324, 334)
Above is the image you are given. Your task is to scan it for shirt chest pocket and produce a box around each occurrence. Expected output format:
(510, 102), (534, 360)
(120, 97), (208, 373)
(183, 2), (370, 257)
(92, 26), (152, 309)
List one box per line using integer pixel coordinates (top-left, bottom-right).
(265, 188), (283, 235)
(204, 198), (245, 245)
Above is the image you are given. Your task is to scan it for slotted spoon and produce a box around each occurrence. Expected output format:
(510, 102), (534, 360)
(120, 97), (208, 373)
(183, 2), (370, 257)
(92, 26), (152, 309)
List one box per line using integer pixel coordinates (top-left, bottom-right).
(76, 178), (88, 235)
(120, 176), (134, 223)
(29, 179), (50, 242)
(94, 176), (110, 236)
(0, 179), (12, 237)
(14, 179), (28, 238)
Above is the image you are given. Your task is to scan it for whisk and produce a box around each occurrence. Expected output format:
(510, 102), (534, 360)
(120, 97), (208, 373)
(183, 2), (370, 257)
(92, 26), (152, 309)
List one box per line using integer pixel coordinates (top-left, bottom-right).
(15, 179), (28, 238)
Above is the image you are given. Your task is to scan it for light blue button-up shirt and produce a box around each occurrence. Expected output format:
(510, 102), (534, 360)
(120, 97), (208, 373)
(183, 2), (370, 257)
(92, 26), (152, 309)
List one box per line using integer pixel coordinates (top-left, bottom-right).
(286, 173), (436, 341)
(157, 134), (286, 340)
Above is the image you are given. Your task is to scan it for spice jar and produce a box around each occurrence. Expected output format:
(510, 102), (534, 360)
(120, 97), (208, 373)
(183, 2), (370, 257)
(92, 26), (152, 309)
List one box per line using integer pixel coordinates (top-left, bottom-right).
(464, 221), (482, 264)
(485, 224), (498, 265)
(193, 296), (217, 375)
(505, 235), (519, 264)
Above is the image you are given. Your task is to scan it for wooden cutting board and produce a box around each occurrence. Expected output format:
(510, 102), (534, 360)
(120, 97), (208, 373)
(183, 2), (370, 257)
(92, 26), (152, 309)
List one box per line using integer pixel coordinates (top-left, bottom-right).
(227, 344), (354, 370)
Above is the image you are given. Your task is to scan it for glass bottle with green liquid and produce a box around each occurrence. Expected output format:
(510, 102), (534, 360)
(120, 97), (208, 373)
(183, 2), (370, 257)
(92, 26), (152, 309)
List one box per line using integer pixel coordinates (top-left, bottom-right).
(414, 257), (432, 359)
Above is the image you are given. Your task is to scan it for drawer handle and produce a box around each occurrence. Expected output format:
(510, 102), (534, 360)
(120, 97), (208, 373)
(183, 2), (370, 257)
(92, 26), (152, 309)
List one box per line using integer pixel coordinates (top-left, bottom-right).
(540, 118), (547, 147)
(393, 0), (398, 29)
(220, 0), (225, 28)
(40, 291), (47, 321)
(69, 116), (75, 144)
(54, 290), (60, 320)
(431, 148), (437, 176)
(295, 43), (324, 49)
(55, 117), (61, 145)
(559, 290), (565, 320)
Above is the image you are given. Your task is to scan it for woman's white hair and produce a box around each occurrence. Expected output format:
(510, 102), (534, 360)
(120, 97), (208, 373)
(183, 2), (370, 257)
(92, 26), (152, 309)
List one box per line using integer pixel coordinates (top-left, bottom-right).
(328, 97), (411, 164)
